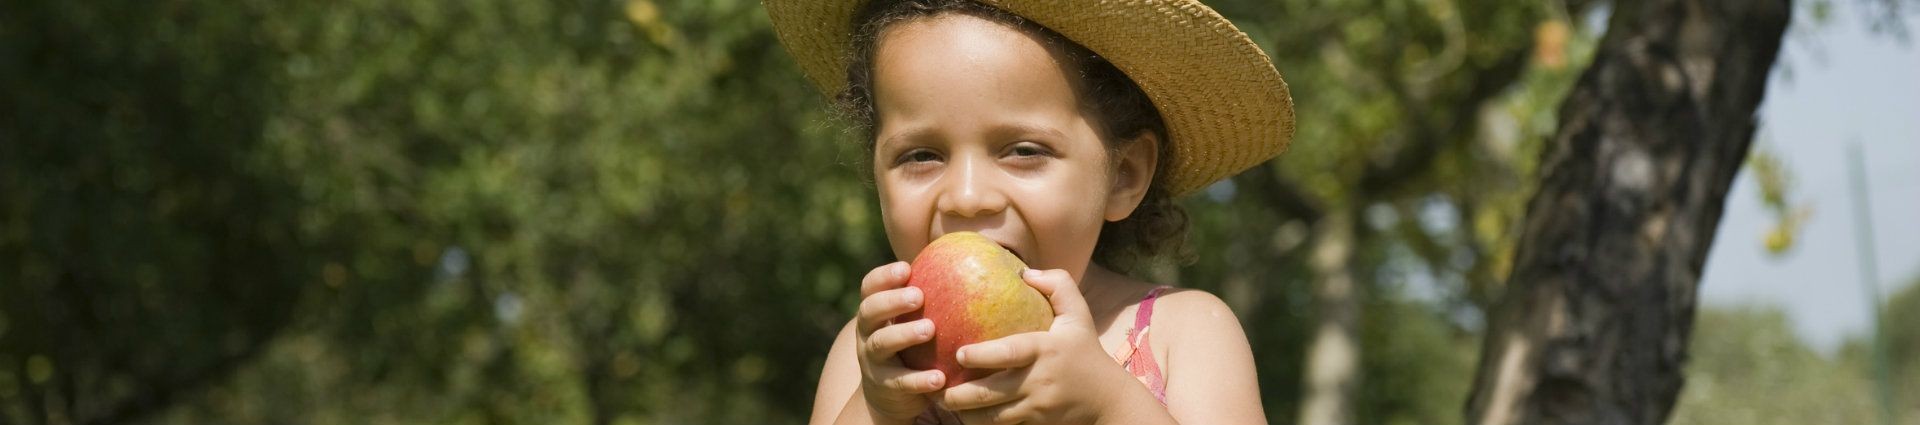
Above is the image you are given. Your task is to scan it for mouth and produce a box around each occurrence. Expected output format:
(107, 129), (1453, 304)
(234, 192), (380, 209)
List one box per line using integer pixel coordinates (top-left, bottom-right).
(997, 242), (1027, 264)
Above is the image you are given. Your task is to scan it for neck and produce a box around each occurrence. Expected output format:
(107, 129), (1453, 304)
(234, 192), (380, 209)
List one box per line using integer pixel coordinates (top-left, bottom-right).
(1079, 264), (1145, 308)
(1076, 263), (1157, 335)
(1079, 263), (1122, 293)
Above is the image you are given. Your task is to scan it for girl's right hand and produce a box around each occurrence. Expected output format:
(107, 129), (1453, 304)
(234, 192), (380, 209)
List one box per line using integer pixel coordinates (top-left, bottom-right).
(853, 261), (945, 422)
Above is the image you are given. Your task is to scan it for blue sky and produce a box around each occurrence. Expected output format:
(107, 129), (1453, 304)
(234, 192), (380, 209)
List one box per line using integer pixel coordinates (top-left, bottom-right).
(1699, 1), (1920, 353)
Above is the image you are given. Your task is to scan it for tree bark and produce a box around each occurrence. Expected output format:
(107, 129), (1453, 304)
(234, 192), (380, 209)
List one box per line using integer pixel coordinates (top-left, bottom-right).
(1298, 210), (1360, 425)
(1464, 0), (1790, 424)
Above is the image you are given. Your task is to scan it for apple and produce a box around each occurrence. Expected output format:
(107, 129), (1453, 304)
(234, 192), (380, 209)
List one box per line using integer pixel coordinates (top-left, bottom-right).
(897, 231), (1053, 387)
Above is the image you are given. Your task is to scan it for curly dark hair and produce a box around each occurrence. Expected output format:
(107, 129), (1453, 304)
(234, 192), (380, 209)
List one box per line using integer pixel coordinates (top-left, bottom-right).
(835, 0), (1192, 273)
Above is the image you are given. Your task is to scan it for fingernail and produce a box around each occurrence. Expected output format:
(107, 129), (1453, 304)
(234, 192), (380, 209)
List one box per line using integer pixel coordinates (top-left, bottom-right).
(904, 287), (922, 307)
(893, 262), (910, 278)
(927, 372), (943, 388)
(1023, 269), (1041, 279)
(916, 320), (933, 337)
(956, 348), (968, 363)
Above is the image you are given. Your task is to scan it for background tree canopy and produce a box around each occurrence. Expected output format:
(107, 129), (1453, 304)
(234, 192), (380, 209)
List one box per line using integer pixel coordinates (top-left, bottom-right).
(0, 0), (1910, 424)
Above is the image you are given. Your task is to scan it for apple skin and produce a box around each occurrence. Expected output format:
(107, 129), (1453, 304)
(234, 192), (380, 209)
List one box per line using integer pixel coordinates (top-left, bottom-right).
(897, 231), (1053, 387)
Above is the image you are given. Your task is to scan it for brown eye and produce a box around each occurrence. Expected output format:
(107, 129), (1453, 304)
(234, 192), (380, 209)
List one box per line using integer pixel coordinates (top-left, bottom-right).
(1006, 143), (1050, 158)
(896, 149), (942, 165)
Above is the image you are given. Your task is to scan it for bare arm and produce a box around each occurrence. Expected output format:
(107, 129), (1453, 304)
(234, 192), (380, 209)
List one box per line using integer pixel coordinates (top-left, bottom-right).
(810, 261), (944, 425)
(809, 321), (862, 425)
(1158, 290), (1267, 424)
(815, 321), (925, 425)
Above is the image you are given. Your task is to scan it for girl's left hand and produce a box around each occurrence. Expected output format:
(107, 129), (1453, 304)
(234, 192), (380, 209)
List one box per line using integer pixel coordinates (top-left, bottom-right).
(935, 269), (1158, 424)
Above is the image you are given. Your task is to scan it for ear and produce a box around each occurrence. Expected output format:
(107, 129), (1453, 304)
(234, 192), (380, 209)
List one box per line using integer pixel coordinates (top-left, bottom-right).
(1104, 132), (1160, 222)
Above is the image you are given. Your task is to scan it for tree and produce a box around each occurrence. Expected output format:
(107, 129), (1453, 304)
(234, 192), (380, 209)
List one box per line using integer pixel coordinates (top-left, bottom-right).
(0, 2), (303, 423)
(1463, 0), (1792, 423)
(3, 0), (876, 423)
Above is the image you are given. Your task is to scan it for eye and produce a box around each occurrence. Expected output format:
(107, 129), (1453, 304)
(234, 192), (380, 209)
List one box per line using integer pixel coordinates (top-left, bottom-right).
(1005, 142), (1051, 158)
(895, 148), (942, 165)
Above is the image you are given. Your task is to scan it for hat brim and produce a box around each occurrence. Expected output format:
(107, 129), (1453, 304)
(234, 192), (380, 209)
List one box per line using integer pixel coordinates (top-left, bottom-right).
(765, 0), (1294, 196)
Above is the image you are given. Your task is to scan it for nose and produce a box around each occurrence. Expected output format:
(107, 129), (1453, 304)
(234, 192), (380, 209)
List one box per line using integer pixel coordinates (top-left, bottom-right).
(934, 155), (1009, 218)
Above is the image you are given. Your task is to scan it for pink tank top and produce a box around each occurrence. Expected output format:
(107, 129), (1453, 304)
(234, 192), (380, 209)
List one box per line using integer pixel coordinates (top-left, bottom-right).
(915, 286), (1170, 424)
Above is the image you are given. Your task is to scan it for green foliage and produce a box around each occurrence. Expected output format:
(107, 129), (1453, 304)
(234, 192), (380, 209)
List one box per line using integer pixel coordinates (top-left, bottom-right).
(1355, 292), (1480, 425)
(1669, 306), (1881, 425)
(1666, 278), (1920, 425)
(1877, 277), (1920, 421)
(5, 0), (879, 422)
(1, 1), (308, 423)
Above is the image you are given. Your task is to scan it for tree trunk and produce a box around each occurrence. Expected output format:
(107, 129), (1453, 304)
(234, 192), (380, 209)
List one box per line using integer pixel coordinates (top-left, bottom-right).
(1463, 0), (1790, 424)
(1298, 210), (1359, 425)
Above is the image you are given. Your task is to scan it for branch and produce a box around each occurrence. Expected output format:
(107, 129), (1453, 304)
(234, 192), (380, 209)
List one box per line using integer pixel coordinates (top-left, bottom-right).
(83, 337), (271, 425)
(1240, 163), (1324, 223)
(1357, 42), (1532, 197)
(1356, 0), (1604, 198)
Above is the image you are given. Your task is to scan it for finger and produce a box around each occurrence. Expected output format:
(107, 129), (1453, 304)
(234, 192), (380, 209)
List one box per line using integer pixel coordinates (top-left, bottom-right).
(870, 365), (946, 395)
(956, 332), (1045, 369)
(1022, 269), (1094, 328)
(954, 398), (1030, 425)
(861, 261), (912, 298)
(863, 318), (935, 360)
(856, 286), (924, 335)
(940, 367), (1028, 411)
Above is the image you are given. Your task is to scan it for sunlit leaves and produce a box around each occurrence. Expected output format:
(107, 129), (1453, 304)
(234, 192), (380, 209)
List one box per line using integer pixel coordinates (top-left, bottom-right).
(1747, 143), (1811, 256)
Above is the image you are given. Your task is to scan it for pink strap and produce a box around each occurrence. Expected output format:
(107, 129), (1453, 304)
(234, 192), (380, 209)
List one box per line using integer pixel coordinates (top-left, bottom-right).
(1121, 286), (1170, 404)
(1127, 286), (1168, 346)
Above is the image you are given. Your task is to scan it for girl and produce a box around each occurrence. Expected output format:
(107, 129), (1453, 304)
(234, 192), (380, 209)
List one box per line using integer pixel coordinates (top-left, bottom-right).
(768, 0), (1295, 423)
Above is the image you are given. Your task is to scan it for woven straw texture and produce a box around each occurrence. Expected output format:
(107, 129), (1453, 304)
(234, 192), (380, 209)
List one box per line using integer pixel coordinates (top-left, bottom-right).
(765, 0), (1294, 196)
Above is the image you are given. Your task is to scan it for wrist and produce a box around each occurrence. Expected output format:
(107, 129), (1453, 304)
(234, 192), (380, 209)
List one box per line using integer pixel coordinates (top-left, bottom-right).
(841, 385), (920, 425)
(865, 404), (919, 425)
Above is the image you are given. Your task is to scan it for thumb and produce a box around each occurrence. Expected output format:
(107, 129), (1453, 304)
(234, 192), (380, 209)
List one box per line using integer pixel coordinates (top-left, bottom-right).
(1022, 269), (1094, 331)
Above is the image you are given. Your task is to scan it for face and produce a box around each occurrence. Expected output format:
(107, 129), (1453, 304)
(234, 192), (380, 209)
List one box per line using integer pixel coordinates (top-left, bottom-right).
(869, 13), (1157, 283)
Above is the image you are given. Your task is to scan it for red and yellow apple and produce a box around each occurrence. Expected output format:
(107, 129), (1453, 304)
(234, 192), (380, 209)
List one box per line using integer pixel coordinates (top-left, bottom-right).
(897, 231), (1053, 387)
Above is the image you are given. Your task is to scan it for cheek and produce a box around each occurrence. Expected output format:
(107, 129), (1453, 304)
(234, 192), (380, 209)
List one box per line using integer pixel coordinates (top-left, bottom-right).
(1023, 169), (1113, 269)
(1067, 159), (1119, 222)
(875, 178), (930, 260)
(1030, 217), (1103, 274)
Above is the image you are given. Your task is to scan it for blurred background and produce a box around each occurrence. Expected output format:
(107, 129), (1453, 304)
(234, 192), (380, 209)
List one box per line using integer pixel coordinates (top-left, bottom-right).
(0, 0), (1914, 424)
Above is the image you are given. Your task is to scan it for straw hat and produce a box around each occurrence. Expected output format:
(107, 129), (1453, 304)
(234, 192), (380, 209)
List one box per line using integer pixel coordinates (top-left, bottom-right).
(764, 0), (1295, 196)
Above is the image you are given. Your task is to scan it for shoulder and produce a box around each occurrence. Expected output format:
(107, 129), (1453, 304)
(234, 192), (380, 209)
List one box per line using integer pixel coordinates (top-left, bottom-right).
(1152, 287), (1244, 334)
(1147, 287), (1254, 372)
(1149, 287), (1267, 422)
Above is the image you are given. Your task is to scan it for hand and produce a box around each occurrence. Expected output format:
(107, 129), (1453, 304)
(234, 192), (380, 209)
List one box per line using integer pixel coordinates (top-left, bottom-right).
(937, 269), (1144, 424)
(853, 261), (946, 422)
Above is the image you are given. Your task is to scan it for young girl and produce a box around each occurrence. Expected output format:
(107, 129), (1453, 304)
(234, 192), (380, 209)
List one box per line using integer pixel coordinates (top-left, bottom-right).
(768, 0), (1294, 423)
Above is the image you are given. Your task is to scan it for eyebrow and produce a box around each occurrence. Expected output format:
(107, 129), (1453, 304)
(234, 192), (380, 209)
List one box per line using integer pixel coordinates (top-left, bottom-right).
(880, 126), (935, 151)
(879, 122), (1067, 149)
(989, 122), (1067, 142)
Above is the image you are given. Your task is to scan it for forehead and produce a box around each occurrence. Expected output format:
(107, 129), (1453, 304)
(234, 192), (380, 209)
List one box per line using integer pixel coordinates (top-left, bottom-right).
(870, 13), (1081, 126)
